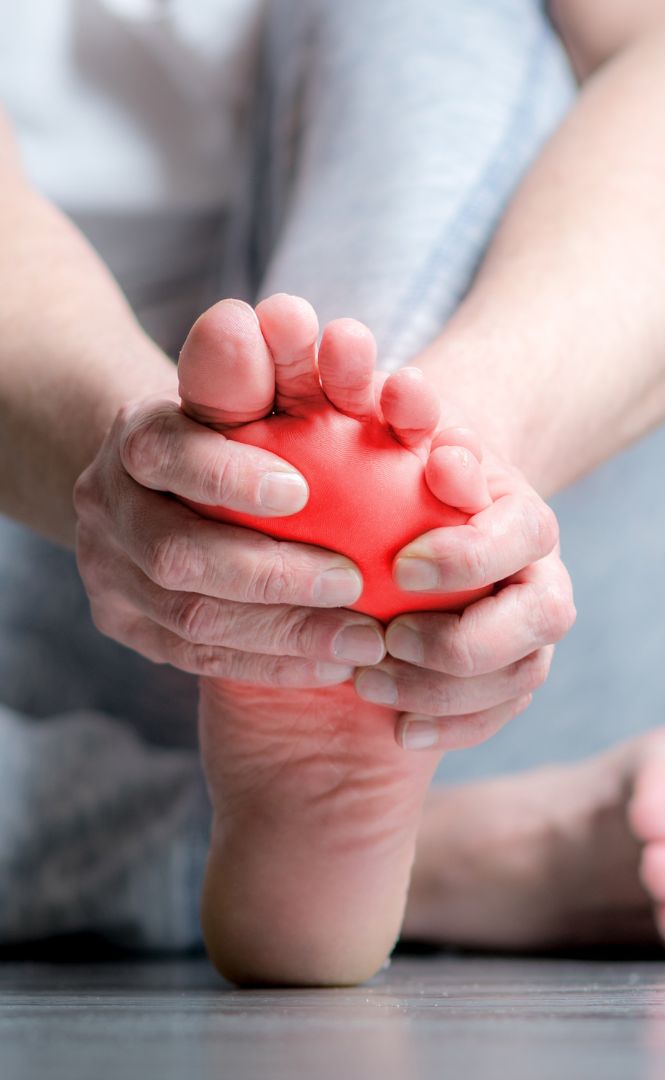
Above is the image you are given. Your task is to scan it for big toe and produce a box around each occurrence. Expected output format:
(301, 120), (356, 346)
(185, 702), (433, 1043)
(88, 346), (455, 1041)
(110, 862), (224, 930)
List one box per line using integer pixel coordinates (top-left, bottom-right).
(256, 293), (325, 416)
(178, 299), (274, 429)
(318, 318), (378, 420)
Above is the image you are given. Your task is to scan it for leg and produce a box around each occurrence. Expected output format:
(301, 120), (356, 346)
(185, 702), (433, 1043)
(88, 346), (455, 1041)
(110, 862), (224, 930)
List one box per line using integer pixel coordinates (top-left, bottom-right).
(0, 515), (207, 950)
(402, 728), (665, 951)
(244, 0), (574, 366)
(0, 701), (208, 950)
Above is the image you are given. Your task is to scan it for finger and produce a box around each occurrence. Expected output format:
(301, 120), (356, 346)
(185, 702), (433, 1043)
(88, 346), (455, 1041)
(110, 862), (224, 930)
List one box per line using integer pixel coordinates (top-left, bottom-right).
(82, 537), (385, 664)
(386, 550), (575, 676)
(395, 695), (533, 752)
(380, 368), (440, 452)
(178, 299), (274, 427)
(318, 318), (377, 420)
(94, 608), (355, 688)
(354, 647), (553, 716)
(425, 444), (491, 514)
(117, 398), (309, 516)
(394, 492), (559, 592)
(109, 481), (364, 607)
(256, 293), (326, 415)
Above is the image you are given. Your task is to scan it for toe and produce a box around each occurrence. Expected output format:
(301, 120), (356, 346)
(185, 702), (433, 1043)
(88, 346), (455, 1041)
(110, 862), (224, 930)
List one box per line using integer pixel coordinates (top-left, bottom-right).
(178, 299), (274, 429)
(425, 433), (491, 514)
(256, 293), (325, 416)
(380, 368), (440, 456)
(318, 318), (377, 420)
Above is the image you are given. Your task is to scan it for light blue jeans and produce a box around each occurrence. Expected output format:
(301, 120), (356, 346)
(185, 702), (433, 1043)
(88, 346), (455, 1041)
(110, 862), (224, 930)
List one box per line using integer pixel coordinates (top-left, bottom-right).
(4, 0), (656, 953)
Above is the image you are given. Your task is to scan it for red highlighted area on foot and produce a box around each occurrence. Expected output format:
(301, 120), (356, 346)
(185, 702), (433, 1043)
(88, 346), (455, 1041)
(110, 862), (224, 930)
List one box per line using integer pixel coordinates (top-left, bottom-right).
(184, 407), (491, 622)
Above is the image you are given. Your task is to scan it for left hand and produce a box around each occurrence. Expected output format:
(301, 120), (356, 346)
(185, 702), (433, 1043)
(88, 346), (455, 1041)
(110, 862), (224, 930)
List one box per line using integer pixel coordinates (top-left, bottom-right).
(353, 447), (576, 751)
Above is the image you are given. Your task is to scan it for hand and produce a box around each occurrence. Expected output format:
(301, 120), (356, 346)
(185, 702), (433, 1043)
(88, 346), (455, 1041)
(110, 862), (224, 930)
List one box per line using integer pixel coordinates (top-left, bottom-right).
(73, 393), (386, 687)
(354, 447), (575, 750)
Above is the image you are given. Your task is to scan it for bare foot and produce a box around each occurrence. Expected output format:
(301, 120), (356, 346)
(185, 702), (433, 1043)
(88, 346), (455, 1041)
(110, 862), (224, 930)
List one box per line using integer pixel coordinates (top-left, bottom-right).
(177, 294), (497, 985)
(403, 731), (665, 951)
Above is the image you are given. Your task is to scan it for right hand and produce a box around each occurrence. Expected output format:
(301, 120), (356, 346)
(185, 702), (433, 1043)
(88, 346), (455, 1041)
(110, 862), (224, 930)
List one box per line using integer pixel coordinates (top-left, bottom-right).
(73, 393), (386, 687)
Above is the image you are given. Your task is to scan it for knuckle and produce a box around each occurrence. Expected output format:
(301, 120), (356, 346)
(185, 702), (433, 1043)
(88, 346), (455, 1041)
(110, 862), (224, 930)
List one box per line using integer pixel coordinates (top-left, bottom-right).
(416, 676), (452, 716)
(514, 693), (533, 716)
(459, 537), (488, 585)
(531, 498), (559, 555)
(120, 407), (175, 482)
(516, 649), (551, 693)
(197, 444), (240, 506)
(279, 610), (318, 658)
(115, 399), (142, 431)
(195, 647), (230, 677)
(267, 654), (309, 688)
(247, 548), (291, 604)
(542, 585), (577, 642)
(528, 581), (576, 644)
(441, 629), (477, 677)
(72, 467), (98, 517)
(462, 712), (496, 748)
(145, 532), (199, 590)
(170, 593), (218, 643)
(170, 640), (225, 677)
(89, 599), (121, 640)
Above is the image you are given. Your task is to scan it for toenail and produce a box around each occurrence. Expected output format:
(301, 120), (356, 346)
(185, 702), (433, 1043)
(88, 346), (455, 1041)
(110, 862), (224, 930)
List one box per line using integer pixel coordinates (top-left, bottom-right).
(394, 558), (439, 592)
(399, 719), (440, 751)
(316, 662), (354, 685)
(356, 669), (398, 706)
(386, 624), (424, 665)
(258, 471), (309, 513)
(313, 568), (363, 606)
(333, 624), (385, 665)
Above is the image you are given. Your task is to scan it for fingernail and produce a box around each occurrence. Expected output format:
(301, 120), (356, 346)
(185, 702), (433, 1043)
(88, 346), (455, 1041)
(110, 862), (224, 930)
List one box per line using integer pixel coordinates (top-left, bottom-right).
(386, 624), (424, 665)
(258, 471), (309, 513)
(356, 669), (398, 706)
(394, 558), (439, 592)
(400, 719), (440, 751)
(316, 662), (354, 685)
(333, 624), (385, 665)
(313, 568), (363, 606)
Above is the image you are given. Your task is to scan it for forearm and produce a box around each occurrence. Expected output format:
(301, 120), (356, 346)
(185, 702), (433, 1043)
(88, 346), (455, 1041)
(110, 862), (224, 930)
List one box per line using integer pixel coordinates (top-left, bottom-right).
(0, 121), (177, 546)
(417, 28), (665, 496)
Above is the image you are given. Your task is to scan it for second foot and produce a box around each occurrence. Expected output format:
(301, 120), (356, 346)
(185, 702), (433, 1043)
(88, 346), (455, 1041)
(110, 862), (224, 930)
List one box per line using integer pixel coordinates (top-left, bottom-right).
(403, 730), (665, 952)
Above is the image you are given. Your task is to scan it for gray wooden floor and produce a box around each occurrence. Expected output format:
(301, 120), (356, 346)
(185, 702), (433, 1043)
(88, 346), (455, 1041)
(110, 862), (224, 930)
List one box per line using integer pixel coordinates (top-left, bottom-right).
(2, 952), (665, 1080)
